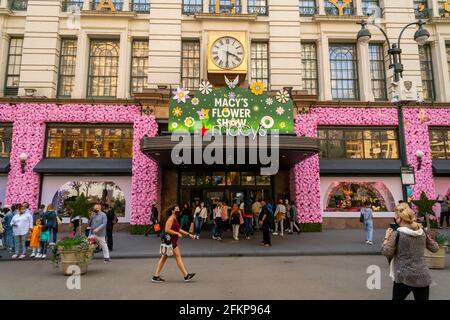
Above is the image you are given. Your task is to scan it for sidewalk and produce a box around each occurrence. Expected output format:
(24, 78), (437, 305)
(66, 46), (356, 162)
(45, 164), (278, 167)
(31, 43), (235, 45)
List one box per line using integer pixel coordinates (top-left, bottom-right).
(2, 228), (449, 260)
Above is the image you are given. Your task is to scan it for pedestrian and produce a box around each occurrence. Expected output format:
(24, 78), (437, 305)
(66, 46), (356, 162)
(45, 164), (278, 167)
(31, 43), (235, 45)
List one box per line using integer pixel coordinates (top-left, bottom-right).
(266, 200), (274, 232)
(259, 200), (272, 247)
(242, 202), (253, 240)
(194, 202), (207, 239)
(180, 203), (191, 231)
(29, 217), (42, 258)
(105, 204), (118, 252)
(230, 204), (242, 241)
(144, 202), (159, 237)
(273, 199), (286, 237)
(252, 199), (262, 231)
(438, 195), (450, 229)
(33, 204), (45, 226)
(90, 204), (110, 263)
(39, 224), (50, 259)
(212, 201), (223, 241)
(3, 205), (15, 252)
(70, 214), (81, 235)
(10, 204), (32, 259)
(287, 200), (301, 234)
(152, 204), (196, 283)
(381, 202), (439, 300)
(44, 204), (58, 245)
(0, 215), (4, 256)
(361, 202), (374, 245)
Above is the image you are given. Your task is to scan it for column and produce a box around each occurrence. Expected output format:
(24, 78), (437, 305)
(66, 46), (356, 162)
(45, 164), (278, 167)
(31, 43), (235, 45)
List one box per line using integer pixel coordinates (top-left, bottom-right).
(358, 43), (375, 101)
(83, 0), (90, 10)
(203, 0), (209, 13)
(18, 0), (61, 98)
(355, 0), (363, 15)
(268, 0), (302, 90)
(317, 34), (332, 101)
(148, 0), (182, 88)
(0, 18), (9, 97)
(318, 0), (325, 15)
(123, 0), (130, 11)
(117, 31), (130, 99)
(432, 35), (450, 102)
(242, 0), (248, 14)
(72, 31), (88, 98)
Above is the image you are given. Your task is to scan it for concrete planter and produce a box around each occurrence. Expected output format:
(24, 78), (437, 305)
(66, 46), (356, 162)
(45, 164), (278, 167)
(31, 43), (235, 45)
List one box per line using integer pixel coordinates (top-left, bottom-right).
(57, 246), (95, 275)
(425, 247), (447, 269)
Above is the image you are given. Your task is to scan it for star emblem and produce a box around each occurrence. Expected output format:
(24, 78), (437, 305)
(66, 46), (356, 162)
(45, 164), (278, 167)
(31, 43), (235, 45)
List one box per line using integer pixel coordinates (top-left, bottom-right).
(411, 192), (437, 228)
(201, 126), (209, 136)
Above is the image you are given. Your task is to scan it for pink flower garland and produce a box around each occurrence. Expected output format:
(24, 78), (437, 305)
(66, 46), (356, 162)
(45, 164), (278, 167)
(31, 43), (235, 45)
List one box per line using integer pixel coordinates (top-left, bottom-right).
(0, 103), (159, 225)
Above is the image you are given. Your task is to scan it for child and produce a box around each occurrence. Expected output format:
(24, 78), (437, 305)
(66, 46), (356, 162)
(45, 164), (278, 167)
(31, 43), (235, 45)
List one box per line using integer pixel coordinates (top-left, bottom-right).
(39, 225), (50, 258)
(29, 217), (42, 258)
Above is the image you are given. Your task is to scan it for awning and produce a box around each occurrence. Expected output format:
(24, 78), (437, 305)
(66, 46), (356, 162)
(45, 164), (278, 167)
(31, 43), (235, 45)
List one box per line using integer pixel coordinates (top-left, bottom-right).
(0, 158), (10, 173)
(34, 159), (132, 174)
(141, 135), (320, 169)
(432, 160), (450, 175)
(319, 159), (402, 175)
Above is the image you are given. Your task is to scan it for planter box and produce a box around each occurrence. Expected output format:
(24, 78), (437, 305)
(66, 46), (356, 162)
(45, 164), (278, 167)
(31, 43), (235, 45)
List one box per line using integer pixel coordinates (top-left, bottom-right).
(425, 247), (447, 269)
(58, 247), (95, 276)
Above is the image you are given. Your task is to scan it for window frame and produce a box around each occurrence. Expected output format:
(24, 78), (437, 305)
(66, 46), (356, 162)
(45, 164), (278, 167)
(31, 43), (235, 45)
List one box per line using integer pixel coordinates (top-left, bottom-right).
(418, 44), (435, 102)
(414, 0), (430, 19)
(209, 0), (242, 14)
(247, 0), (268, 16)
(250, 41), (270, 89)
(300, 41), (318, 96)
(0, 123), (13, 158)
(44, 123), (134, 159)
(9, 0), (28, 11)
(131, 0), (150, 12)
(299, 0), (317, 16)
(368, 43), (388, 101)
(62, 0), (84, 11)
(318, 126), (400, 160)
(428, 127), (450, 160)
(130, 39), (149, 95)
(4, 37), (24, 97)
(181, 39), (201, 91)
(57, 38), (78, 98)
(361, 0), (382, 17)
(91, 0), (124, 11)
(182, 0), (203, 14)
(329, 43), (359, 101)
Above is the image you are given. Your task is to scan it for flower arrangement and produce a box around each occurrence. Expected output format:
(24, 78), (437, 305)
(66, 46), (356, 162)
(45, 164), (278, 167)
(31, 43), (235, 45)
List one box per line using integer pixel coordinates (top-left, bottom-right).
(50, 235), (98, 268)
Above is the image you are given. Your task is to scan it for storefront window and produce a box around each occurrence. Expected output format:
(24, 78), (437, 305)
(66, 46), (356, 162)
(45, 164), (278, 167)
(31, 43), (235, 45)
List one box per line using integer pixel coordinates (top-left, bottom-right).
(45, 125), (133, 159)
(181, 172), (197, 186)
(241, 172), (256, 186)
(180, 172), (272, 187)
(318, 127), (399, 159)
(325, 182), (395, 212)
(0, 125), (12, 158)
(256, 175), (271, 186)
(429, 128), (450, 159)
(227, 172), (241, 185)
(212, 172), (226, 186)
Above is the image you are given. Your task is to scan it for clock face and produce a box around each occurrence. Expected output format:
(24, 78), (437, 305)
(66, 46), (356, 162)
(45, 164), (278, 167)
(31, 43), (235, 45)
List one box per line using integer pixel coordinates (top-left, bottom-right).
(211, 37), (244, 70)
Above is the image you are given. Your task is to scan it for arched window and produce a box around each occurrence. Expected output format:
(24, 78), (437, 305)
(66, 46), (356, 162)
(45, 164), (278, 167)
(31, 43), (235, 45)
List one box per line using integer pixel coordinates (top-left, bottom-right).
(88, 40), (120, 98)
(329, 44), (359, 100)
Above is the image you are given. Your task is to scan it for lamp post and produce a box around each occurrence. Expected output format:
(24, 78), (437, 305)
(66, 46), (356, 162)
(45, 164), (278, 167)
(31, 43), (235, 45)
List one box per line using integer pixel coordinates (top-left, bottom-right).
(356, 19), (431, 202)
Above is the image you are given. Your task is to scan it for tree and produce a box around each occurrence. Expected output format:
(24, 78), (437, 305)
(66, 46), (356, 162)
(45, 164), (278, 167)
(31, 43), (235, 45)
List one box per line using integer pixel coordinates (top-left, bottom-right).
(65, 193), (93, 236)
(411, 192), (437, 229)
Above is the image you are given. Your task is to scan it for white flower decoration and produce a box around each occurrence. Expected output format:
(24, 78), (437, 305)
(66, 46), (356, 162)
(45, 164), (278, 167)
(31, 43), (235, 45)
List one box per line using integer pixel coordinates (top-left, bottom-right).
(266, 98), (273, 105)
(199, 80), (213, 95)
(276, 106), (285, 115)
(184, 117), (195, 128)
(191, 97), (200, 106)
(171, 122), (178, 129)
(260, 116), (275, 129)
(276, 90), (290, 104)
(173, 87), (190, 103)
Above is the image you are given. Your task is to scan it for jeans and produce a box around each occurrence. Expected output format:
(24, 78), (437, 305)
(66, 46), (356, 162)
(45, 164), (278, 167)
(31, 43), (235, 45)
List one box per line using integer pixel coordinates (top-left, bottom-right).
(244, 218), (252, 237)
(232, 224), (240, 239)
(253, 215), (260, 230)
(14, 234), (27, 255)
(40, 241), (48, 255)
(440, 212), (450, 227)
(5, 229), (14, 250)
(195, 216), (203, 236)
(214, 218), (223, 237)
(274, 219), (285, 236)
(94, 235), (110, 259)
(290, 220), (300, 233)
(364, 220), (373, 242)
(392, 282), (429, 300)
(50, 227), (58, 243)
(262, 222), (271, 245)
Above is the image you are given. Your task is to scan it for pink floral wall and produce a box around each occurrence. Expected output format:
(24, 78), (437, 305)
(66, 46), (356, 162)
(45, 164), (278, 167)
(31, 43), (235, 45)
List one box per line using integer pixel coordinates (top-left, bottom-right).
(0, 103), (159, 225)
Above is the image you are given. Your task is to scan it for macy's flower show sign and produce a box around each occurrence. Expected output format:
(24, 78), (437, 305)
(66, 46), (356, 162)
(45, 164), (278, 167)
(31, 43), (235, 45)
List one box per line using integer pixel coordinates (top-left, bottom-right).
(169, 78), (294, 135)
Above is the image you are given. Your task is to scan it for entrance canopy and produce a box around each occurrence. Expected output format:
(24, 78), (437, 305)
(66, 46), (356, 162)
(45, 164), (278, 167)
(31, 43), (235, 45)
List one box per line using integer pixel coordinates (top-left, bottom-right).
(140, 134), (320, 170)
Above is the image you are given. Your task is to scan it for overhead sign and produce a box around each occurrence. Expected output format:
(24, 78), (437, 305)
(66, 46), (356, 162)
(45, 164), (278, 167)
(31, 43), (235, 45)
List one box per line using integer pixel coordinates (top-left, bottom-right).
(169, 78), (294, 134)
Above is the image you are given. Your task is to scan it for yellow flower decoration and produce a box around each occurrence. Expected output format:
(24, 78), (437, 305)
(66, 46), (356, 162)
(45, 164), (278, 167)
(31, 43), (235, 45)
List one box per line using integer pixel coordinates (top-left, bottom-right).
(250, 81), (265, 96)
(172, 107), (183, 117)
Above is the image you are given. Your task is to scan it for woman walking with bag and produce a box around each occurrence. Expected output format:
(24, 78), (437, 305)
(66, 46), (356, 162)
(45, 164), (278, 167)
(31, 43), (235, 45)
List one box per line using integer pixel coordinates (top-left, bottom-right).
(194, 202), (207, 239)
(381, 202), (439, 300)
(152, 205), (196, 283)
(230, 204), (242, 241)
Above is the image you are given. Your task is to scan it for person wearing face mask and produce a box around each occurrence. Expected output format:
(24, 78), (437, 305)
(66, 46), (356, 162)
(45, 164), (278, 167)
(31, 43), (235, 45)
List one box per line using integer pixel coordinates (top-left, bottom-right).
(90, 204), (110, 263)
(381, 202), (439, 300)
(152, 205), (196, 283)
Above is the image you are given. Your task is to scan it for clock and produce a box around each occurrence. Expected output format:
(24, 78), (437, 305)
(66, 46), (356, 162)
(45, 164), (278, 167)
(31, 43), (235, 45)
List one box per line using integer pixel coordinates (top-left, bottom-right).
(210, 36), (244, 70)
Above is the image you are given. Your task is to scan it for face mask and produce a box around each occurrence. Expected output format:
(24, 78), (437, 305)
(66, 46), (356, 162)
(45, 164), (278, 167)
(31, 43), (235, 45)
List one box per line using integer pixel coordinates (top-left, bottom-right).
(94, 209), (99, 213)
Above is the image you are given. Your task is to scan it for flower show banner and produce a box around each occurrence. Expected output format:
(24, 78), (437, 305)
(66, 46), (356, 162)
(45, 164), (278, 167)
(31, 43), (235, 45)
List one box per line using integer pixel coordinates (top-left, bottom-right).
(169, 79), (294, 134)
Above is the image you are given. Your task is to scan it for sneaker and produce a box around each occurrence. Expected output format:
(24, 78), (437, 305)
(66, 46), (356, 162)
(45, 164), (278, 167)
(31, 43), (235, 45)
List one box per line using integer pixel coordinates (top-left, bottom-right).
(246, 237), (250, 240)
(272, 232), (278, 236)
(104, 258), (110, 263)
(368, 241), (373, 245)
(152, 276), (165, 283)
(280, 234), (284, 237)
(218, 237), (222, 241)
(30, 253), (35, 258)
(184, 273), (196, 282)
(41, 254), (46, 259)
(365, 240), (369, 244)
(212, 236), (218, 240)
(11, 254), (18, 259)
(19, 254), (26, 259)
(36, 253), (41, 258)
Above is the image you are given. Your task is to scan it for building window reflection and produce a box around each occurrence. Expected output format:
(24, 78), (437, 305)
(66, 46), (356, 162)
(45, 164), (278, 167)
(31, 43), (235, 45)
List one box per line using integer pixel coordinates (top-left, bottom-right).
(5, 38), (23, 97)
(87, 40), (120, 98)
(251, 42), (269, 89)
(181, 40), (201, 90)
(63, 0), (84, 11)
(301, 42), (318, 96)
(329, 44), (359, 100)
(183, 0), (203, 14)
(0, 125), (12, 158)
(429, 128), (450, 159)
(45, 125), (133, 159)
(131, 0), (150, 12)
(318, 127), (399, 159)
(131, 39), (149, 94)
(369, 44), (387, 101)
(210, 0), (241, 14)
(9, 0), (27, 11)
(419, 44), (435, 102)
(58, 39), (78, 98)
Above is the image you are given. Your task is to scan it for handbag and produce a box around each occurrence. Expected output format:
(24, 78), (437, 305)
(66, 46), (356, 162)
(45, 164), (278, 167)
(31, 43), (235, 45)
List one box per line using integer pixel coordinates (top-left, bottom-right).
(239, 214), (244, 225)
(153, 223), (161, 232)
(359, 213), (365, 223)
(160, 243), (174, 256)
(189, 222), (195, 233)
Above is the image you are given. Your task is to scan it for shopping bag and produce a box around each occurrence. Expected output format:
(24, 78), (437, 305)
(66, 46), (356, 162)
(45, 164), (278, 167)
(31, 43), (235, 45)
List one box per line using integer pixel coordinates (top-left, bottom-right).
(189, 222), (195, 233)
(160, 243), (174, 256)
(154, 223), (161, 232)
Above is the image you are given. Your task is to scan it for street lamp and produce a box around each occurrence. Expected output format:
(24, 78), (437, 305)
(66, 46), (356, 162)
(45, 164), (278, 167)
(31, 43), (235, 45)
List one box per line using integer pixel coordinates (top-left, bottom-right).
(356, 19), (431, 202)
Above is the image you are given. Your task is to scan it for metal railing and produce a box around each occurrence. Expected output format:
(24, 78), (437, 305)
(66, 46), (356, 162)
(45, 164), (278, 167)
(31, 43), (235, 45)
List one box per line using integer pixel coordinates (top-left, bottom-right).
(131, 0), (150, 12)
(183, 4), (203, 14)
(248, 5), (267, 15)
(9, 0), (28, 11)
(62, 0), (84, 11)
(209, 4), (241, 14)
(299, 6), (317, 16)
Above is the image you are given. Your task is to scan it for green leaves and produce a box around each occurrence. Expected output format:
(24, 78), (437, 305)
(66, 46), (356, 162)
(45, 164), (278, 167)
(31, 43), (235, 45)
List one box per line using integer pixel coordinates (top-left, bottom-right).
(65, 193), (92, 219)
(411, 191), (437, 217)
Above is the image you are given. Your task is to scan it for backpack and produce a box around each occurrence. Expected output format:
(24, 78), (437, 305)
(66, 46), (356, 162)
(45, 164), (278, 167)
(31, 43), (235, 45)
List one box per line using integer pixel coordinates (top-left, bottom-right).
(359, 212), (365, 223)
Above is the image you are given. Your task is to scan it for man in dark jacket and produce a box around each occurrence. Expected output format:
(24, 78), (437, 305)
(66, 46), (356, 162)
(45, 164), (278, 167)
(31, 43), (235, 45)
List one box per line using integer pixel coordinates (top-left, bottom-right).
(105, 204), (117, 252)
(259, 200), (272, 247)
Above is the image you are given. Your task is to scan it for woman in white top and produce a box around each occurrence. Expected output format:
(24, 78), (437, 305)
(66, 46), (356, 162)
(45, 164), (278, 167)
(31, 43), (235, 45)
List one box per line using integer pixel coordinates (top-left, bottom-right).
(273, 199), (287, 237)
(194, 202), (208, 239)
(10, 204), (33, 259)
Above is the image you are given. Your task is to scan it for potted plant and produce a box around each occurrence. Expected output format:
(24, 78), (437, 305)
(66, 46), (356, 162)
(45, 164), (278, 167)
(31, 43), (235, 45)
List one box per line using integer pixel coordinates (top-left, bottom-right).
(50, 235), (97, 275)
(424, 231), (448, 269)
(65, 193), (92, 236)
